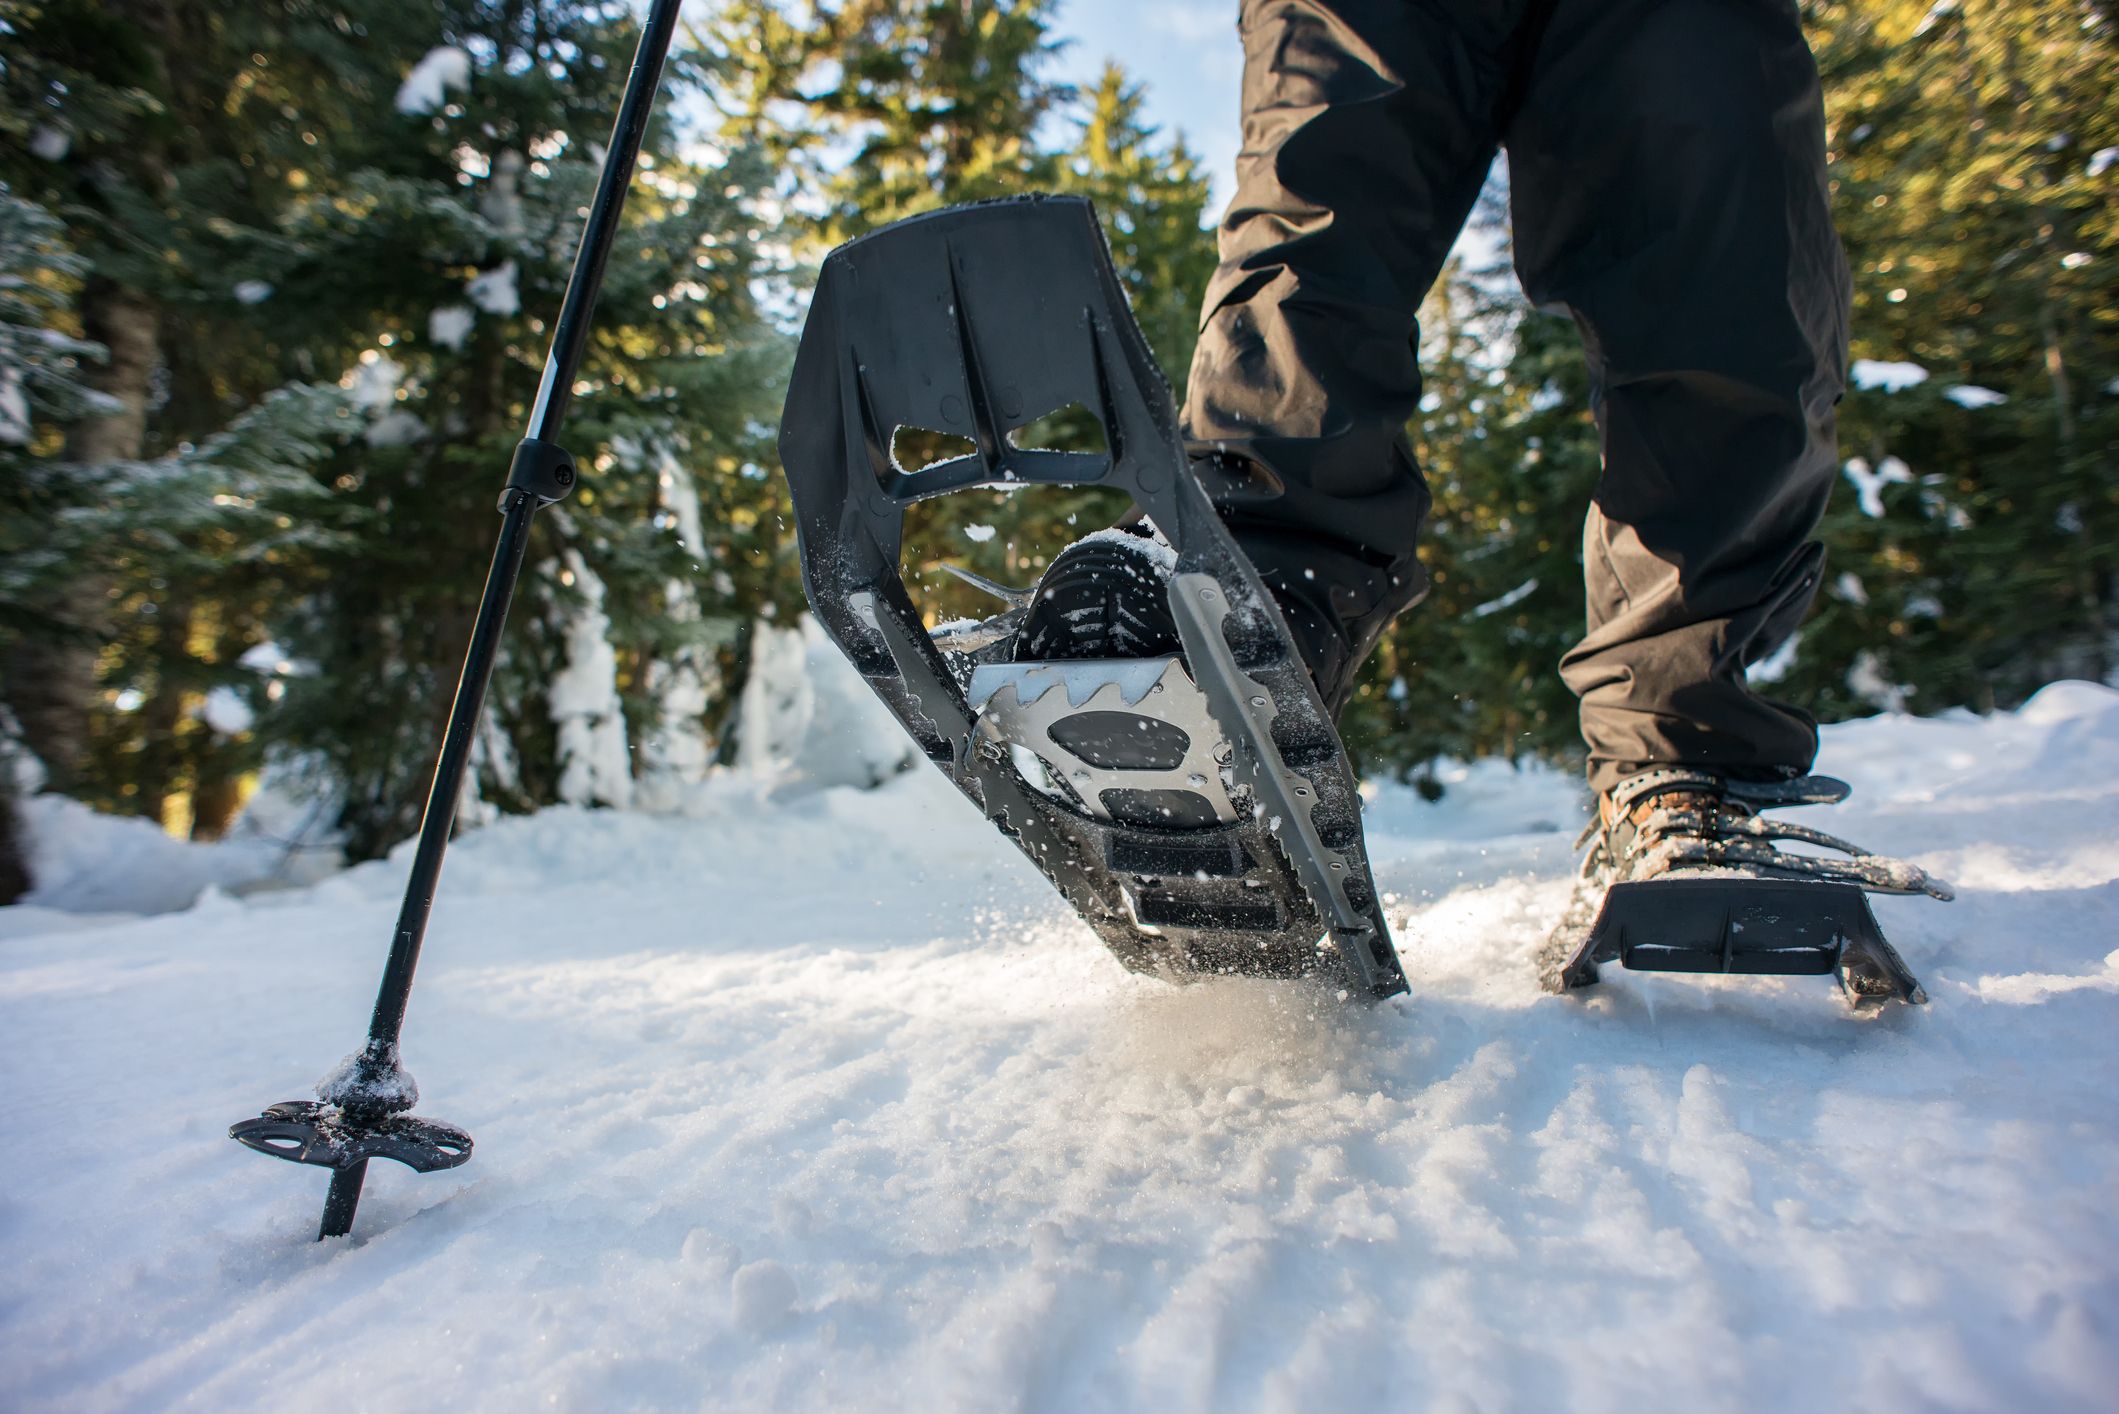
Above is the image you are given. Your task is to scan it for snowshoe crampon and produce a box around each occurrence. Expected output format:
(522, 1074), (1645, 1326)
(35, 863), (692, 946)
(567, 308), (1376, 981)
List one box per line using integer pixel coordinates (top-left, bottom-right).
(1549, 878), (1928, 1008)
(777, 197), (1407, 999)
(1540, 771), (1949, 1009)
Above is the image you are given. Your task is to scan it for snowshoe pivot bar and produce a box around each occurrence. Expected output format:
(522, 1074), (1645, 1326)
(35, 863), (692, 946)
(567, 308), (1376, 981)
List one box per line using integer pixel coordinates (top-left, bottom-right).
(778, 197), (1408, 999)
(1552, 878), (1927, 1007)
(228, 0), (684, 1241)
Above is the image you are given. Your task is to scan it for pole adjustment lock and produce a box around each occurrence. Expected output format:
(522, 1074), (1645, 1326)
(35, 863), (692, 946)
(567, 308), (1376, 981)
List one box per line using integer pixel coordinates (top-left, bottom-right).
(503, 437), (579, 507)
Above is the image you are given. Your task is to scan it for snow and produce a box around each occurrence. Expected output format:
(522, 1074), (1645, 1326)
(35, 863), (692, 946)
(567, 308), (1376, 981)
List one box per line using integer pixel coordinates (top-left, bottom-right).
(395, 46), (471, 116)
(0, 365), (27, 444)
(201, 684), (255, 735)
(364, 406), (426, 447)
(637, 448), (720, 811)
(11, 792), (292, 914)
(963, 522), (996, 542)
(1945, 384), (2007, 409)
(1849, 359), (1929, 393)
(1744, 629), (1800, 685)
(1843, 454), (1913, 518)
(2091, 147), (2119, 178)
(548, 549), (633, 809)
(343, 351), (404, 410)
(734, 615), (916, 792)
(232, 280), (273, 305)
(5, 684), (2119, 1409)
(428, 304), (475, 350)
(1469, 576), (1538, 618)
(1848, 650), (1911, 712)
(465, 260), (520, 318)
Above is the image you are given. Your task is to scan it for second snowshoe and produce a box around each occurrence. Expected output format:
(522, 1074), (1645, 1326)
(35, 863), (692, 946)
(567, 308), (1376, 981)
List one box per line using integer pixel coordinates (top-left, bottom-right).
(777, 197), (1408, 999)
(1540, 768), (1953, 1008)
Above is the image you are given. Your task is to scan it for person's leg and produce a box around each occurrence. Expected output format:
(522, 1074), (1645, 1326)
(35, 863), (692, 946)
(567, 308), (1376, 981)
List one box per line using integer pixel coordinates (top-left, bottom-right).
(1181, 0), (1513, 709)
(1506, 0), (1849, 791)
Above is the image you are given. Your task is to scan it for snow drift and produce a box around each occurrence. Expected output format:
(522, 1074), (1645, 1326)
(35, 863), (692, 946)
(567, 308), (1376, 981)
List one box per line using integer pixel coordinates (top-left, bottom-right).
(2, 684), (2117, 1410)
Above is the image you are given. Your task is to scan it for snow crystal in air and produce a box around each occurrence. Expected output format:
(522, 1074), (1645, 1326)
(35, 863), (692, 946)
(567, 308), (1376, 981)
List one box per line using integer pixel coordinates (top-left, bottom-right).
(1842, 455), (1912, 518)
(429, 304), (475, 350)
(2090, 147), (2119, 178)
(2061, 252), (2093, 269)
(1945, 385), (2006, 409)
(28, 124), (70, 162)
(395, 46), (471, 115)
(465, 261), (519, 317)
(232, 280), (273, 305)
(1850, 359), (1928, 393)
(1834, 571), (1869, 606)
(963, 523), (996, 543)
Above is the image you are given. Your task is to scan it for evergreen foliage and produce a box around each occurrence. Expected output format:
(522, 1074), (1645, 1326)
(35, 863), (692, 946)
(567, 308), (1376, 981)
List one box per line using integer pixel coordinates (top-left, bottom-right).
(0, 0), (2109, 853)
(1344, 0), (2116, 784)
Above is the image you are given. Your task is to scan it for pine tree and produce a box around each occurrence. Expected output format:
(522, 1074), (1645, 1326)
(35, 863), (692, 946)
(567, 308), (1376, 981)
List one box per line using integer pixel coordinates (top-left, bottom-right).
(1054, 65), (1218, 392)
(1796, 0), (2118, 719)
(721, 5), (1220, 628)
(250, 1), (792, 857)
(0, 0), (368, 828)
(0, 182), (110, 899)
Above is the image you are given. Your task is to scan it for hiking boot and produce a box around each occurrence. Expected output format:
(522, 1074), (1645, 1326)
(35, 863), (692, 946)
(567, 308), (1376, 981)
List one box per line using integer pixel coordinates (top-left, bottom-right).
(1580, 767), (1952, 895)
(1012, 524), (1182, 662)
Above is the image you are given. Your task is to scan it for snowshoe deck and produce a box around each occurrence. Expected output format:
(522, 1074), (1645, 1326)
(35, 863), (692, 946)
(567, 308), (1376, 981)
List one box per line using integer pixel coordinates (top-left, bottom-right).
(1546, 878), (1927, 1007)
(778, 197), (1407, 999)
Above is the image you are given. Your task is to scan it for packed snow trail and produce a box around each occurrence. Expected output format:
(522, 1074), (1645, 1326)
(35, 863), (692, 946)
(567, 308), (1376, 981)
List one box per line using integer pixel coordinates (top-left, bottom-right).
(4, 686), (2118, 1411)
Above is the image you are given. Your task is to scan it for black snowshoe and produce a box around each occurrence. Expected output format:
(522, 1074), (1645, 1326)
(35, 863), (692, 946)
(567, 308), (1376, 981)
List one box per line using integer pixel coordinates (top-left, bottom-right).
(777, 197), (1408, 999)
(1541, 768), (1953, 1008)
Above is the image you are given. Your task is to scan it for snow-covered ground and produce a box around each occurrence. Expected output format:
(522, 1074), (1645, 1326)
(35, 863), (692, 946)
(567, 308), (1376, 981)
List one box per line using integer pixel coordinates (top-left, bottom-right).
(4, 684), (2117, 1411)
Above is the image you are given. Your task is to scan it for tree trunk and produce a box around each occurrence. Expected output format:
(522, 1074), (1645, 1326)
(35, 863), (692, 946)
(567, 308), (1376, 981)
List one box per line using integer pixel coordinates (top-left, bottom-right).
(0, 780), (31, 905)
(134, 593), (196, 825)
(190, 764), (245, 840)
(1, 282), (159, 793)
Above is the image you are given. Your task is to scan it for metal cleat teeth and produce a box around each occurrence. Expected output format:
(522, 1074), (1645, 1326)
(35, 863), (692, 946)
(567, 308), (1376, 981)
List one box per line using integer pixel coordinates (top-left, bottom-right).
(967, 656), (1241, 825)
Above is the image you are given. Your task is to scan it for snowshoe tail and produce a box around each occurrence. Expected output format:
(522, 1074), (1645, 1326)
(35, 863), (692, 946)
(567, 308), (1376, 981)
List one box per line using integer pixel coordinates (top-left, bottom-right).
(777, 197), (1407, 999)
(1546, 878), (1927, 1008)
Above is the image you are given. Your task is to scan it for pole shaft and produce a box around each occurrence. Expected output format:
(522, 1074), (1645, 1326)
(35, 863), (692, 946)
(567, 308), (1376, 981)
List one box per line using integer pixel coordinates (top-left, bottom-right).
(320, 1161), (369, 1240)
(367, 492), (539, 1043)
(527, 0), (686, 438)
(360, 0), (686, 1050)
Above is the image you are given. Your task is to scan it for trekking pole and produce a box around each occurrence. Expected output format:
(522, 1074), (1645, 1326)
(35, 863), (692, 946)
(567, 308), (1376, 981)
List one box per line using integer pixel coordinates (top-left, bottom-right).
(229, 0), (686, 1241)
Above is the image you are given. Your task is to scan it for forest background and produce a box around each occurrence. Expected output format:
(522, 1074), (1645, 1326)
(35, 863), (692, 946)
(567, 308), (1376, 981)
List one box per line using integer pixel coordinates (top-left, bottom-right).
(1, 0), (2112, 899)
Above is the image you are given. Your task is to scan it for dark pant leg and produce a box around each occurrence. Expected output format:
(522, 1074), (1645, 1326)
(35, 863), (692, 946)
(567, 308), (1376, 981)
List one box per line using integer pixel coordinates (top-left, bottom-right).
(1180, 0), (1514, 707)
(1506, 0), (1849, 791)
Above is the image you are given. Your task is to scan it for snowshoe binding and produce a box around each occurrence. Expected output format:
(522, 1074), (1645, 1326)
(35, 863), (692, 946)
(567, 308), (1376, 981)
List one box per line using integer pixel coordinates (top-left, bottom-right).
(1540, 767), (1954, 1008)
(777, 197), (1407, 999)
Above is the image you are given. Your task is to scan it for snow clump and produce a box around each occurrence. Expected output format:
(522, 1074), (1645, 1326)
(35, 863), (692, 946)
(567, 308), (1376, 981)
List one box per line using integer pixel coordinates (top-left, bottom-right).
(465, 261), (520, 318)
(1850, 359), (1929, 393)
(396, 47), (471, 116)
(429, 305), (475, 350)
